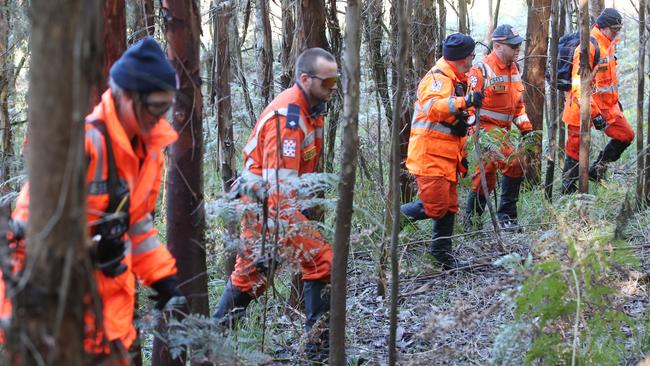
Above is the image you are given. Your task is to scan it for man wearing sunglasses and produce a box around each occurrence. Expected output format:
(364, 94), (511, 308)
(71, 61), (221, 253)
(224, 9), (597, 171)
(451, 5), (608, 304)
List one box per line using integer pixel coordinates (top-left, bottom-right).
(463, 24), (532, 233)
(561, 8), (633, 193)
(213, 47), (337, 359)
(0, 37), (184, 364)
(400, 33), (483, 269)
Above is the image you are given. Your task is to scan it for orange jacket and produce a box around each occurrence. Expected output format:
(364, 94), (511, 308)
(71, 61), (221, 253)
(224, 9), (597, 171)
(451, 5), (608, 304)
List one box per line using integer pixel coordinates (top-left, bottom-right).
(241, 84), (324, 186)
(562, 26), (621, 127)
(1, 90), (179, 351)
(406, 58), (469, 182)
(468, 52), (532, 132)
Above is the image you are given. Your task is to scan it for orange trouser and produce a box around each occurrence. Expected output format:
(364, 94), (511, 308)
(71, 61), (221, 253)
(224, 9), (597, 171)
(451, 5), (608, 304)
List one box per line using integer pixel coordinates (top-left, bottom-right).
(415, 176), (458, 220)
(565, 114), (634, 161)
(231, 203), (332, 297)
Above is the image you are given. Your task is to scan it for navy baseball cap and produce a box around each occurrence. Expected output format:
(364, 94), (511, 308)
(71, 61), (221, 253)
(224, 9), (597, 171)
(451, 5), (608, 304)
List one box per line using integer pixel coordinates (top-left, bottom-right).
(492, 24), (524, 45)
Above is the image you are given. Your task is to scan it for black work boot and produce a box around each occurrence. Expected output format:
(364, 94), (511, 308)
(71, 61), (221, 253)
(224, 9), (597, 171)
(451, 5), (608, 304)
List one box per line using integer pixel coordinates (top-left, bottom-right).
(561, 156), (579, 194)
(304, 280), (330, 362)
(430, 212), (464, 269)
(212, 281), (254, 328)
(497, 176), (523, 233)
(463, 191), (486, 233)
(399, 200), (430, 231)
(589, 139), (631, 182)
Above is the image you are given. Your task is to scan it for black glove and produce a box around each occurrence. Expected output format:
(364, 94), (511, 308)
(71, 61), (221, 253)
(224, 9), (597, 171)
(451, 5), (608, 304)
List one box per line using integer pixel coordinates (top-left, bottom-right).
(464, 91), (484, 108)
(592, 114), (607, 130)
(461, 158), (469, 171)
(149, 276), (184, 310)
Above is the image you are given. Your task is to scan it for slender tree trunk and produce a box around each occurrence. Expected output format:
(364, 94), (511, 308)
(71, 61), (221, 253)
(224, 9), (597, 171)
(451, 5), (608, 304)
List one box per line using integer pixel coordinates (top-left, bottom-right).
(324, 0), (342, 173)
(254, 0), (273, 106)
(637, 0), (646, 203)
(279, 0), (295, 89)
(436, 0), (446, 59)
(0, 0), (11, 186)
(329, 3), (361, 364)
(458, 0), (468, 33)
(231, 5), (257, 128)
(645, 2), (650, 204)
(7, 0), (99, 364)
(132, 0), (155, 42)
(545, 0), (561, 201)
(240, 0), (252, 46)
(389, 0), (410, 362)
(155, 1), (207, 365)
(557, 0), (567, 167)
(588, 0), (603, 24)
(213, 0), (237, 277)
(522, 0), (551, 183)
(578, 0), (591, 194)
(486, 0), (501, 47)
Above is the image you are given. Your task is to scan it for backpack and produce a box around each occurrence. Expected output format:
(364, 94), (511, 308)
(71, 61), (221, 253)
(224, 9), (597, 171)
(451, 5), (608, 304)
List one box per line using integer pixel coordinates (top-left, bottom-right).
(547, 32), (600, 92)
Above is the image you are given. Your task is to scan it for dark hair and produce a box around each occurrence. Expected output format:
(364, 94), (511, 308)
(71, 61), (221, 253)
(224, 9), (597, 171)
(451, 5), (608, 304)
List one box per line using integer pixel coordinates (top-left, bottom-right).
(294, 48), (336, 81)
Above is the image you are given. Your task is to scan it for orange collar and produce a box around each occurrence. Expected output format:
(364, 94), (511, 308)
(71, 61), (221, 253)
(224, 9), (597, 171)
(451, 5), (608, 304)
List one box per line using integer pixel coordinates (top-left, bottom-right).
(592, 26), (619, 51)
(486, 51), (517, 72)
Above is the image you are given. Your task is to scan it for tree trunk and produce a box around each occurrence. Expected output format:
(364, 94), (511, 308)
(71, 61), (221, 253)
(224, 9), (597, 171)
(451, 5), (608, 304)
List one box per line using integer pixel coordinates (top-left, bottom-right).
(389, 0), (410, 362)
(279, 0), (295, 89)
(436, 0), (446, 59)
(212, 0), (237, 277)
(578, 0), (591, 194)
(329, 2), (361, 363)
(458, 0), (468, 33)
(7, 0), (99, 364)
(645, 1), (650, 204)
(232, 3), (257, 128)
(254, 0), (273, 106)
(412, 0), (437, 78)
(637, 0), (646, 203)
(324, 0), (342, 173)
(0, 0), (11, 186)
(132, 0), (155, 42)
(293, 0), (328, 54)
(522, 0), (551, 183)
(100, 0), (127, 101)
(588, 0), (603, 24)
(557, 0), (567, 167)
(486, 0), (501, 46)
(544, 0), (560, 201)
(154, 1), (207, 365)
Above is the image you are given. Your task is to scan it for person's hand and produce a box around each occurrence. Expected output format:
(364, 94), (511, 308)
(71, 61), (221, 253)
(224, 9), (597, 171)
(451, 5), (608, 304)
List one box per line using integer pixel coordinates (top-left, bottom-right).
(149, 276), (185, 310)
(464, 91), (484, 108)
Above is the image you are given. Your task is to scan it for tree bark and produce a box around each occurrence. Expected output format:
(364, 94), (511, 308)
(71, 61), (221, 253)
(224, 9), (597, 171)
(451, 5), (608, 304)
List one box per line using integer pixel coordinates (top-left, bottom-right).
(578, 0), (591, 194)
(458, 0), (469, 34)
(100, 0), (127, 101)
(645, 1), (650, 204)
(588, 0), (603, 24)
(329, 2), (361, 363)
(279, 0), (295, 89)
(132, 0), (155, 42)
(293, 0), (328, 55)
(389, 0), (410, 362)
(412, 0), (437, 78)
(436, 0), (446, 59)
(486, 0), (501, 46)
(522, 0), (551, 183)
(324, 0), (342, 173)
(213, 0), (237, 277)
(154, 1), (207, 365)
(0, 0), (11, 186)
(557, 0), (567, 167)
(544, 0), (560, 201)
(254, 0), (273, 106)
(7, 0), (99, 364)
(637, 0), (646, 203)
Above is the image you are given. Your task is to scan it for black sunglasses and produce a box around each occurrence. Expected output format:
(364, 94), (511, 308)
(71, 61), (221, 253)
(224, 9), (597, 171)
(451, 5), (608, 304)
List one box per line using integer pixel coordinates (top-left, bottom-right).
(135, 93), (174, 117)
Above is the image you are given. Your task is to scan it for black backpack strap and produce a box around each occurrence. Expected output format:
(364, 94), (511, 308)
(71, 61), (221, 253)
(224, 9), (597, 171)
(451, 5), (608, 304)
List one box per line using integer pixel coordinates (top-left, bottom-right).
(589, 37), (601, 69)
(89, 119), (121, 214)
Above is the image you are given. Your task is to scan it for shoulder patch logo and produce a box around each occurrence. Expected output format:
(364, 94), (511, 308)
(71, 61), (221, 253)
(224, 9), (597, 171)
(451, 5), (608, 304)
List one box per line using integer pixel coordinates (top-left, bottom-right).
(283, 139), (297, 158)
(286, 103), (301, 130)
(469, 75), (478, 88)
(430, 79), (443, 92)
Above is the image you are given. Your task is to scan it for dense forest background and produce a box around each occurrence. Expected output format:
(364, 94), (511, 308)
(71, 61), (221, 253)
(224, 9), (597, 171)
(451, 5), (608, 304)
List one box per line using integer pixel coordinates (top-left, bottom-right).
(0, 0), (648, 365)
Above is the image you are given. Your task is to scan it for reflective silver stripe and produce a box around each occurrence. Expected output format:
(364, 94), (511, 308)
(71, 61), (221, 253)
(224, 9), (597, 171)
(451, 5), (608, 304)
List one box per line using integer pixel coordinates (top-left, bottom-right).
(480, 109), (513, 122)
(297, 117), (308, 136)
(447, 98), (457, 114)
(316, 127), (324, 139)
(124, 239), (132, 255)
(511, 75), (522, 82)
(243, 108), (289, 155)
(244, 157), (255, 171)
(133, 236), (159, 256)
(485, 75), (509, 87)
(87, 127), (104, 181)
(411, 120), (454, 135)
(597, 57), (609, 64)
(129, 214), (154, 237)
(302, 132), (315, 148)
(595, 85), (618, 93)
(513, 114), (530, 125)
(422, 98), (436, 115)
(262, 168), (299, 181)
